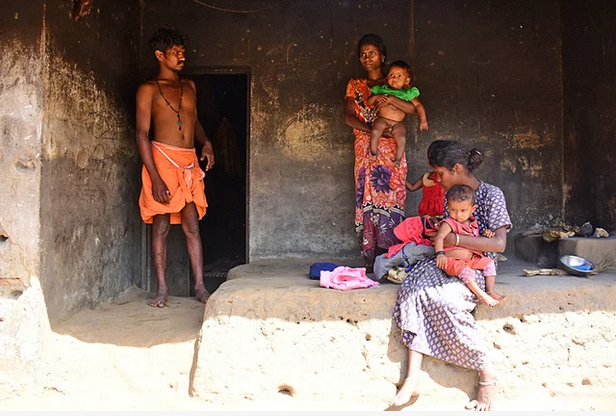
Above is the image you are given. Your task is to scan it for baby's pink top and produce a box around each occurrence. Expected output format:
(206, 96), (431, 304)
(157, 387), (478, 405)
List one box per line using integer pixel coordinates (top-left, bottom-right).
(442, 217), (484, 257)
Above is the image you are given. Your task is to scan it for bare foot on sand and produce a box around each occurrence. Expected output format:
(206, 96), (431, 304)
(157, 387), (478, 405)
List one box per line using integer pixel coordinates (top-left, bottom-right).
(389, 377), (420, 407)
(147, 288), (168, 308)
(195, 284), (210, 304)
(486, 290), (507, 302)
(479, 293), (499, 308)
(466, 372), (497, 411)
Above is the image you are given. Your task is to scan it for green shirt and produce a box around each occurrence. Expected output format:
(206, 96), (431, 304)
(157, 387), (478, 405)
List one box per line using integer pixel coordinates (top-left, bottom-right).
(370, 85), (420, 102)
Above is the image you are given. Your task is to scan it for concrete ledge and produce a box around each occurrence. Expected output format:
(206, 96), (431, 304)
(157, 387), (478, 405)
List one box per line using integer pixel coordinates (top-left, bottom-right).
(558, 236), (616, 266)
(189, 258), (616, 406)
(514, 233), (559, 267)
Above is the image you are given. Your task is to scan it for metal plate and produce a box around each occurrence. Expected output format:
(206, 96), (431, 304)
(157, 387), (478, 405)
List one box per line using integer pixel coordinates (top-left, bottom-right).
(559, 255), (596, 277)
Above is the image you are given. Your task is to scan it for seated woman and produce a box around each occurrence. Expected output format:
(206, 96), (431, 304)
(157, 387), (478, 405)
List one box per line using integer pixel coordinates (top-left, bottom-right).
(391, 140), (512, 411)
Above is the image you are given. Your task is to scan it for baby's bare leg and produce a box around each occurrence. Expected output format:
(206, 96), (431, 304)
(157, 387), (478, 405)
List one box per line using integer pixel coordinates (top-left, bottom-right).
(370, 118), (388, 157)
(468, 279), (499, 307)
(391, 123), (407, 165)
(484, 263), (506, 302)
(484, 274), (507, 302)
(459, 266), (499, 307)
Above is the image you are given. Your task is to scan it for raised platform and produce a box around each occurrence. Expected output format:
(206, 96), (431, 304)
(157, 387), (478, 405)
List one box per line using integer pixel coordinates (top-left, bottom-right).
(559, 236), (616, 266)
(515, 233), (616, 268)
(189, 257), (616, 408)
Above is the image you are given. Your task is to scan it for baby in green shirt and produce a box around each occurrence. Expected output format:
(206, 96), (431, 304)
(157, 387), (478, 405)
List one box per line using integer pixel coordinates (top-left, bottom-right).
(367, 60), (428, 166)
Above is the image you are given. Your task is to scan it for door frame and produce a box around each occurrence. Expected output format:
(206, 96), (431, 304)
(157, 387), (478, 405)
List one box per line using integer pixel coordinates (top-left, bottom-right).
(184, 66), (251, 266)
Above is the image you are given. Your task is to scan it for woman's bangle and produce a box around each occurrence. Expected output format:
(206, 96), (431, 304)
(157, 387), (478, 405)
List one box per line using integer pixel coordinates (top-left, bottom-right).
(435, 250), (446, 256)
(455, 233), (460, 247)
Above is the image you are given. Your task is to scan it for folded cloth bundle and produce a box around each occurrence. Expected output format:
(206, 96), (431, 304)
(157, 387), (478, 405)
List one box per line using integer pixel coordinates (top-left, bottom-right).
(319, 266), (380, 290)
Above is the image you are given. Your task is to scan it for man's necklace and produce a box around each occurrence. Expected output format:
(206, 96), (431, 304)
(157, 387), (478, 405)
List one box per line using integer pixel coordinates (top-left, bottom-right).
(156, 79), (183, 130)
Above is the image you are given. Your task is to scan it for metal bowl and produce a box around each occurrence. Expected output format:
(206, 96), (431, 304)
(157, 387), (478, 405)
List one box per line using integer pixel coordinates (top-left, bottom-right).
(559, 255), (596, 277)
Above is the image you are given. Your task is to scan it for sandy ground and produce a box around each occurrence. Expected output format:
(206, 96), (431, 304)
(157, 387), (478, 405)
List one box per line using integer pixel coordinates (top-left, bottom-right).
(1, 286), (614, 412)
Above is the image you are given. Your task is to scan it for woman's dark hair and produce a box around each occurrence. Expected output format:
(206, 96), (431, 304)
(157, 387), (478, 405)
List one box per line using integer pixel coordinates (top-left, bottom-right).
(388, 60), (412, 77)
(149, 27), (189, 54)
(427, 140), (484, 173)
(357, 33), (387, 61)
(446, 184), (475, 204)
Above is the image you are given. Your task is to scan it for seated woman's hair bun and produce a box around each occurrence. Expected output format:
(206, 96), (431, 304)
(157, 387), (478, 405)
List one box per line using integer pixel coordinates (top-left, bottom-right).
(467, 148), (484, 172)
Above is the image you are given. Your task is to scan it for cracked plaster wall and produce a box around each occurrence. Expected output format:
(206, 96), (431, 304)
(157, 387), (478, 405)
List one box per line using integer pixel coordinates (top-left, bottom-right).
(0, 0), (47, 398)
(143, 0), (565, 259)
(38, 1), (143, 321)
(562, 1), (616, 231)
(0, 0), (142, 397)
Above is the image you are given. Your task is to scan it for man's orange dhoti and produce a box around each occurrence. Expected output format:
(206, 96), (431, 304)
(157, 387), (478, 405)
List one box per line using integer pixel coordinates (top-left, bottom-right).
(139, 141), (208, 224)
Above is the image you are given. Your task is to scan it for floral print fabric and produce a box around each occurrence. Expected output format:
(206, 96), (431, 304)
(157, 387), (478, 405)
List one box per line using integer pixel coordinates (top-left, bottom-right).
(346, 78), (408, 267)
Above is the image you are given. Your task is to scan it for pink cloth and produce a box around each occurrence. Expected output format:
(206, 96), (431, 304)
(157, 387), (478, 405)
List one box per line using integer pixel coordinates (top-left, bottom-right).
(319, 266), (380, 291)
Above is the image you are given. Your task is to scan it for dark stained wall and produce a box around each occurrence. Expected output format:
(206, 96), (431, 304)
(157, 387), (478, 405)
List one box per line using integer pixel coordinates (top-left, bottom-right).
(142, 0), (416, 259)
(39, 0), (143, 320)
(142, 0), (564, 259)
(562, 0), (616, 231)
(0, 1), (44, 287)
(410, 0), (563, 232)
(0, 0), (46, 397)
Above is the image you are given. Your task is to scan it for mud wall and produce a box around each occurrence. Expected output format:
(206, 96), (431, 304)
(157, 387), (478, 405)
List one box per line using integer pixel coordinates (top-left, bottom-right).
(0, 0), (47, 398)
(0, 2), (44, 289)
(562, 0), (616, 232)
(39, 1), (142, 320)
(1, 0), (142, 397)
(142, 0), (564, 259)
(410, 0), (563, 232)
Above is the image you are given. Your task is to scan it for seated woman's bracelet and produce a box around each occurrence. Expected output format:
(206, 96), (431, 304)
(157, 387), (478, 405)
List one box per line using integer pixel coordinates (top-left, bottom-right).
(435, 250), (446, 256)
(455, 233), (460, 247)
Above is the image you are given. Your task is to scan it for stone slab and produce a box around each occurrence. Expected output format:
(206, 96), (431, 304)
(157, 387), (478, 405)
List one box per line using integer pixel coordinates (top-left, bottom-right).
(558, 236), (616, 267)
(189, 258), (616, 405)
(514, 233), (560, 267)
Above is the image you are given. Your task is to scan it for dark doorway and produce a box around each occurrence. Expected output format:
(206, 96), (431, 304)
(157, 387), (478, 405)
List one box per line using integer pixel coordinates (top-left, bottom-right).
(190, 70), (249, 295)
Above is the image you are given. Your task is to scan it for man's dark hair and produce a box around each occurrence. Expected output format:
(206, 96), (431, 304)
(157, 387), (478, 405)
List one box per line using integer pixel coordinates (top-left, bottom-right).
(446, 184), (475, 204)
(149, 27), (189, 54)
(357, 33), (387, 61)
(389, 60), (412, 77)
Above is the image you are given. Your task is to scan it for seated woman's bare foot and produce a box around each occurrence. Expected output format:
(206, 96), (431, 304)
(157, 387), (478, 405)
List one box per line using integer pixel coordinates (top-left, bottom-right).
(147, 289), (168, 308)
(465, 375), (497, 411)
(486, 290), (507, 302)
(195, 284), (210, 304)
(389, 377), (420, 407)
(479, 293), (499, 308)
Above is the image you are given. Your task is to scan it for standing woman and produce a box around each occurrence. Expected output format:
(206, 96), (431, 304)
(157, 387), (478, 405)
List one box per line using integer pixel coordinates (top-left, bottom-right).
(391, 140), (512, 410)
(344, 34), (417, 270)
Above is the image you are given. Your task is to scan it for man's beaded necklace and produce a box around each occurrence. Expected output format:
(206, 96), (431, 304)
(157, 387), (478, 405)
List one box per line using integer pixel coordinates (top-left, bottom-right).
(156, 79), (183, 130)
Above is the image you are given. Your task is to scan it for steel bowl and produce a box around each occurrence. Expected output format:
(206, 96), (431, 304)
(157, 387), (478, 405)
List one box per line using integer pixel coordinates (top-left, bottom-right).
(559, 255), (596, 277)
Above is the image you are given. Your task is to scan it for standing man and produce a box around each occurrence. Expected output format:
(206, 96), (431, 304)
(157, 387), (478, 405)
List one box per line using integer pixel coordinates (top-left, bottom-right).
(136, 28), (214, 307)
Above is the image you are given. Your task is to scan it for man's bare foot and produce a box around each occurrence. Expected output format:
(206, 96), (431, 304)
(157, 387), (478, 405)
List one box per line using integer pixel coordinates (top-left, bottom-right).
(478, 293), (499, 308)
(465, 376), (497, 411)
(486, 290), (507, 302)
(195, 284), (210, 304)
(147, 288), (168, 308)
(389, 377), (420, 407)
